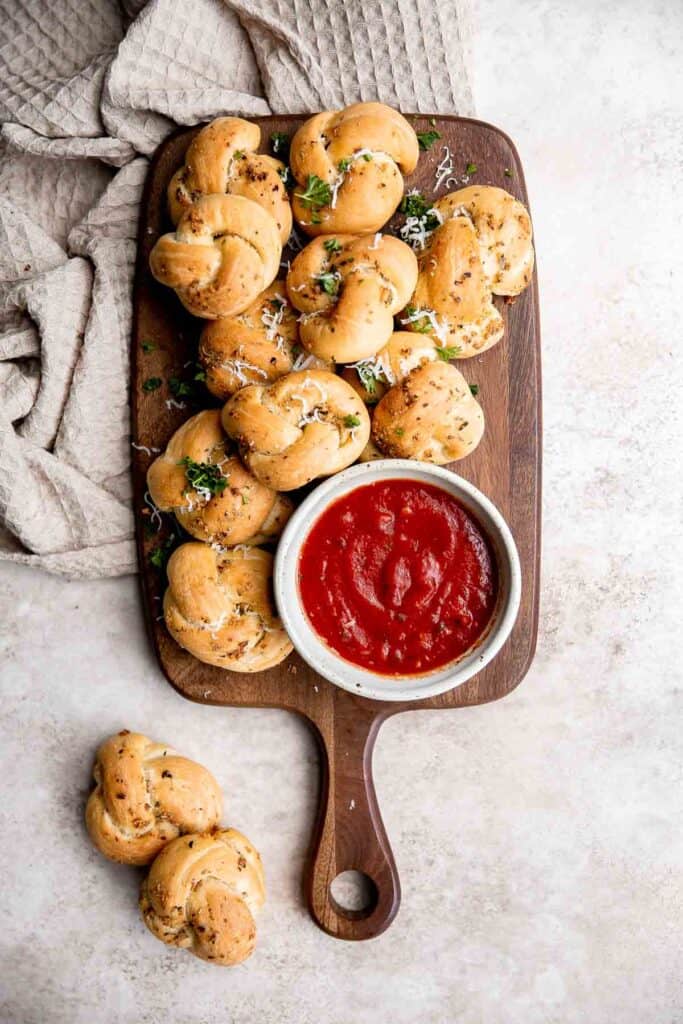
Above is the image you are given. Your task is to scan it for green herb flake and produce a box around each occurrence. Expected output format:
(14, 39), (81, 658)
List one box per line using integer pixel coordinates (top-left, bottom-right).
(178, 456), (228, 497)
(435, 345), (461, 361)
(394, 427), (405, 437)
(504, 167), (513, 177)
(323, 238), (342, 254)
(362, 152), (373, 162)
(469, 383), (480, 396)
(398, 191), (441, 232)
(343, 414), (361, 428)
(241, 491), (250, 506)
(337, 157), (351, 173)
(295, 174), (332, 212)
(417, 130), (442, 151)
(141, 341), (156, 353)
(270, 131), (290, 156)
(465, 162), (478, 176)
(169, 377), (193, 398)
(404, 306), (433, 334)
(316, 272), (340, 297)
(142, 377), (162, 392)
(149, 536), (174, 571)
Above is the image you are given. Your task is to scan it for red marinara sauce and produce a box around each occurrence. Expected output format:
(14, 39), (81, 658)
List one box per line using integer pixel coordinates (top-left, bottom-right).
(298, 479), (498, 676)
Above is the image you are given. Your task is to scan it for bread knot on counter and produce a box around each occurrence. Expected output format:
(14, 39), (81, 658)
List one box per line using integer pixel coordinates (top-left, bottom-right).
(147, 409), (292, 547)
(140, 827), (265, 966)
(168, 116), (292, 243)
(341, 330), (440, 405)
(404, 185), (534, 358)
(198, 282), (298, 400)
(85, 730), (222, 865)
(286, 234), (418, 363)
(372, 360), (484, 464)
(149, 194), (282, 319)
(221, 369), (370, 490)
(163, 542), (292, 671)
(289, 102), (419, 235)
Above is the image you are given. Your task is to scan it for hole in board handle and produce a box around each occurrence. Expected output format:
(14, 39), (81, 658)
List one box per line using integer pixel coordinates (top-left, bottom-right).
(329, 870), (379, 920)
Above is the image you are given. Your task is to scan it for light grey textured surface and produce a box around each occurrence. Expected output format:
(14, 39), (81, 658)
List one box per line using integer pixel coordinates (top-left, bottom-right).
(0, 0), (473, 579)
(1, 1), (682, 1022)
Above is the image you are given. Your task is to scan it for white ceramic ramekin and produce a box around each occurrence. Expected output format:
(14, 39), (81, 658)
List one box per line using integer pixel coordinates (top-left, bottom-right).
(273, 460), (521, 702)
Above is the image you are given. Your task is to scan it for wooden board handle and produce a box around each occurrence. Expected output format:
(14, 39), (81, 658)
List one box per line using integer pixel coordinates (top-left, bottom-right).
(304, 698), (400, 940)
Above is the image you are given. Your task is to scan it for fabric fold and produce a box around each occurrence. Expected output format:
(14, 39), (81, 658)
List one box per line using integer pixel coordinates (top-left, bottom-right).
(0, 0), (473, 579)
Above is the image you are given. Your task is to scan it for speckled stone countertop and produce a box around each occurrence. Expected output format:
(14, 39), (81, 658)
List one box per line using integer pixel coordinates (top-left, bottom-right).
(1, 3), (681, 1022)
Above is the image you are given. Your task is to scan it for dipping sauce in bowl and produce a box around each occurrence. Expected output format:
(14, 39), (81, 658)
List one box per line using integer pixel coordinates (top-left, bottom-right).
(297, 479), (498, 675)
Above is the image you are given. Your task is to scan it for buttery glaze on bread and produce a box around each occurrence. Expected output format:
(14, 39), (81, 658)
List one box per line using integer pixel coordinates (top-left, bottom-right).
(405, 185), (534, 358)
(85, 730), (222, 866)
(147, 409), (292, 547)
(164, 543), (292, 671)
(199, 282), (298, 400)
(372, 360), (484, 463)
(341, 330), (439, 404)
(286, 234), (418, 363)
(140, 827), (265, 966)
(168, 116), (292, 243)
(221, 369), (370, 490)
(149, 194), (282, 319)
(290, 102), (419, 235)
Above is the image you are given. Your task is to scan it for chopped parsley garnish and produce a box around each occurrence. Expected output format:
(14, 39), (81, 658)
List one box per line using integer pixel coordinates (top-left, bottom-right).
(323, 238), (342, 253)
(142, 377), (162, 392)
(504, 167), (512, 178)
(398, 192), (441, 232)
(169, 377), (193, 398)
(361, 152), (373, 162)
(337, 157), (351, 172)
(465, 162), (478, 176)
(141, 340), (156, 353)
(400, 191), (430, 218)
(417, 130), (442, 151)
(343, 414), (361, 428)
(403, 306), (433, 334)
(394, 427), (405, 436)
(435, 345), (461, 361)
(295, 174), (332, 213)
(233, 150), (244, 159)
(149, 535), (175, 571)
(316, 272), (340, 297)
(169, 366), (206, 397)
(354, 360), (388, 396)
(469, 383), (479, 396)
(178, 457), (228, 497)
(270, 131), (290, 156)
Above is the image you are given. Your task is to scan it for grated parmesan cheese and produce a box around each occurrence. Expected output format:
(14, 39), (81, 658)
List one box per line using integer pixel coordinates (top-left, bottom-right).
(143, 490), (163, 531)
(291, 350), (317, 372)
(400, 306), (449, 344)
(399, 206), (443, 251)
(220, 359), (269, 385)
(132, 442), (161, 457)
(165, 398), (186, 411)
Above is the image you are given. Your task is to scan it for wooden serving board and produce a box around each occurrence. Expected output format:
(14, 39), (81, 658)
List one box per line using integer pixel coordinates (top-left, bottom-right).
(132, 115), (541, 941)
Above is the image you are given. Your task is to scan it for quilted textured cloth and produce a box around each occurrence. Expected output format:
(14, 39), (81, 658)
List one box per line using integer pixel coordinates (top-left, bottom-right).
(0, 0), (474, 578)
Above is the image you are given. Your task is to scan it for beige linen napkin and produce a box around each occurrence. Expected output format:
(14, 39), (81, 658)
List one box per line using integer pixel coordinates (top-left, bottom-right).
(0, 0), (473, 578)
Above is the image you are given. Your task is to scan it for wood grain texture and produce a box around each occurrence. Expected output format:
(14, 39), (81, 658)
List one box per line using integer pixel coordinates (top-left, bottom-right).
(131, 115), (542, 941)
